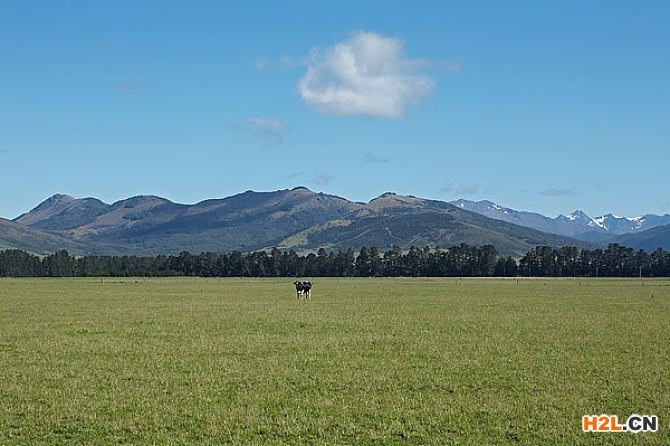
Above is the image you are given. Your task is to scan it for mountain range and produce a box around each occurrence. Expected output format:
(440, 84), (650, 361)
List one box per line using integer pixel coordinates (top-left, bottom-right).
(451, 199), (670, 244)
(2, 189), (669, 257)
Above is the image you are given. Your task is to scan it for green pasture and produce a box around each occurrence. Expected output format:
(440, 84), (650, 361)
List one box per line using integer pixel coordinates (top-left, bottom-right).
(0, 278), (668, 445)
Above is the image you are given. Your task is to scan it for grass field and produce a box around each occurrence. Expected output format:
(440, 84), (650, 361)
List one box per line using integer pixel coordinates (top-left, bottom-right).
(0, 277), (668, 445)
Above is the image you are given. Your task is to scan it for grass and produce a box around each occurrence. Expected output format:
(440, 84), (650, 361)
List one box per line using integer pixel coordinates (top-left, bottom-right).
(0, 277), (668, 445)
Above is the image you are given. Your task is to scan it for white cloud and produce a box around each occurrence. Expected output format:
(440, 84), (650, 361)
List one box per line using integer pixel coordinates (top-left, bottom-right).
(231, 117), (289, 145)
(246, 117), (288, 132)
(297, 31), (435, 119)
(312, 174), (332, 186)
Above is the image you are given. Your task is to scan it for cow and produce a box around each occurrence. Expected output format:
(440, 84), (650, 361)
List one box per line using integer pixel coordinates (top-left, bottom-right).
(293, 281), (305, 300)
(302, 281), (312, 299)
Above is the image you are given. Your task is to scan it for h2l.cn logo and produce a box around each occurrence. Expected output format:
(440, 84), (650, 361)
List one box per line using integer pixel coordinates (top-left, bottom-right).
(582, 414), (658, 433)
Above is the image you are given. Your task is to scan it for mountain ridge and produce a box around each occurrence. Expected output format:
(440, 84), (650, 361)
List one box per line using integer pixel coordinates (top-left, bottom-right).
(616, 224), (670, 252)
(3, 188), (600, 256)
(451, 199), (670, 239)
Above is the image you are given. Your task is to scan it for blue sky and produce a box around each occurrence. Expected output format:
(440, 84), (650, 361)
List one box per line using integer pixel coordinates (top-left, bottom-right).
(1, 1), (668, 219)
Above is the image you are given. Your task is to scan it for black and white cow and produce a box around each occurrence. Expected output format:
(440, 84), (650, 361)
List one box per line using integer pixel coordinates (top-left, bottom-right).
(302, 281), (312, 299)
(293, 281), (312, 300)
(293, 281), (305, 300)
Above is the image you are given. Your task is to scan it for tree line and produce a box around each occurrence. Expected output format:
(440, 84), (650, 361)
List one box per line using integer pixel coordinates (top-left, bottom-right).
(1, 244), (669, 278)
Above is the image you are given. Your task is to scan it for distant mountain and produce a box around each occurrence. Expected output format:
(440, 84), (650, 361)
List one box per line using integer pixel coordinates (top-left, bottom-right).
(2, 188), (598, 257)
(97, 188), (361, 254)
(555, 210), (605, 230)
(9, 188), (362, 255)
(14, 193), (110, 230)
(615, 224), (670, 252)
(279, 193), (596, 256)
(593, 214), (670, 234)
(452, 200), (607, 241)
(0, 217), (95, 255)
(14, 193), (185, 233)
(452, 199), (670, 243)
(555, 210), (670, 235)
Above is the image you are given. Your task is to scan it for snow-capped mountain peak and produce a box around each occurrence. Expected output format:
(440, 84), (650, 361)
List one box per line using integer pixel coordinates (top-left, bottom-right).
(450, 199), (670, 240)
(591, 213), (651, 234)
(451, 199), (511, 216)
(556, 210), (606, 229)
